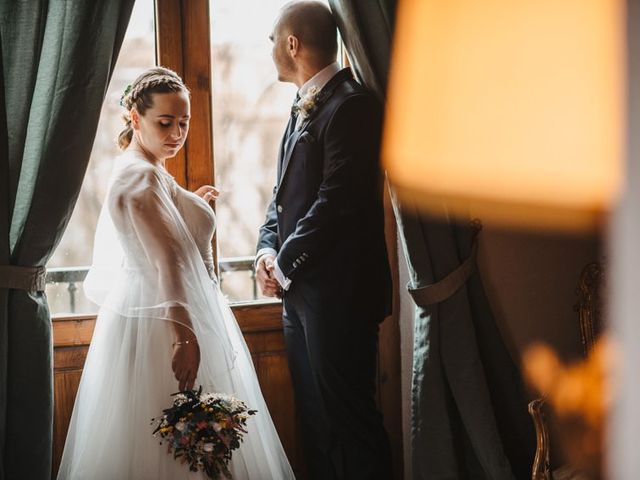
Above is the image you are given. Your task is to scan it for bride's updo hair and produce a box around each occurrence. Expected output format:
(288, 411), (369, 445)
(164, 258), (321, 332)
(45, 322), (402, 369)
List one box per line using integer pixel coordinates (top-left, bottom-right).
(117, 66), (189, 150)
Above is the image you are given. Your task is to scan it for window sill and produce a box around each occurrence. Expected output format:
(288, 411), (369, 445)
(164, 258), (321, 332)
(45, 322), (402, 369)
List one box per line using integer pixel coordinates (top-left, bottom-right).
(51, 300), (284, 347)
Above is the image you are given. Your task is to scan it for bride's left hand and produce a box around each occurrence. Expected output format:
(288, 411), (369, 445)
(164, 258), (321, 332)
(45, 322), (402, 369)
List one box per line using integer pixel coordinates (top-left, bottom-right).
(172, 341), (201, 391)
(194, 185), (219, 203)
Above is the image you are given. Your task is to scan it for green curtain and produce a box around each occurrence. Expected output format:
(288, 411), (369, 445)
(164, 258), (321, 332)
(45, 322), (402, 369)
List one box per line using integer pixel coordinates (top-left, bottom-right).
(329, 1), (536, 478)
(0, 31), (8, 480)
(331, 0), (394, 101)
(0, 1), (134, 478)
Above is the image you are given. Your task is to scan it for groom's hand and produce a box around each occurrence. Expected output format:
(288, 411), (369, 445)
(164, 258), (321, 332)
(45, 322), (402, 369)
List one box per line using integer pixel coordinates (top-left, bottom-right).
(256, 254), (282, 298)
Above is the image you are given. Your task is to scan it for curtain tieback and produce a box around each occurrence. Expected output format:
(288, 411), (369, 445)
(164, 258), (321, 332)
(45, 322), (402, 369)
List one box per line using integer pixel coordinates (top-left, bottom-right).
(408, 221), (482, 307)
(0, 265), (47, 292)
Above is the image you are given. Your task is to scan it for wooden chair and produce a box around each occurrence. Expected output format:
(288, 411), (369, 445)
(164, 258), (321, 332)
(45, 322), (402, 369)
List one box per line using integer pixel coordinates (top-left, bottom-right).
(529, 262), (604, 480)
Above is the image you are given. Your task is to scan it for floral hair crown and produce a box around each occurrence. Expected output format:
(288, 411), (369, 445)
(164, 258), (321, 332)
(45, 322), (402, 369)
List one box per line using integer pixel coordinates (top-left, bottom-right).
(119, 84), (132, 108)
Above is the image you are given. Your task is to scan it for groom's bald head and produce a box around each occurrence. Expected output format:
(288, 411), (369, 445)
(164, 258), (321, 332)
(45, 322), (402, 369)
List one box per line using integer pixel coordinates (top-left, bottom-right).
(275, 1), (338, 64)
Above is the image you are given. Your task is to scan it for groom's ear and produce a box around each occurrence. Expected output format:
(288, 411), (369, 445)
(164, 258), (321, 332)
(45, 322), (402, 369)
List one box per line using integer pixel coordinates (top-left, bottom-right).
(287, 34), (299, 58)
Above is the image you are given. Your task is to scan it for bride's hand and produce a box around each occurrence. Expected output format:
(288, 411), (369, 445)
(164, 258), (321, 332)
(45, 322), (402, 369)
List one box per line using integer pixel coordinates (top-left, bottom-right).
(171, 340), (201, 391)
(194, 185), (219, 203)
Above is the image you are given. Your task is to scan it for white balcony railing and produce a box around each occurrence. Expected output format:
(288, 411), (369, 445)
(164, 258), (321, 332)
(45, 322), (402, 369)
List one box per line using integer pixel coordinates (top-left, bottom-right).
(47, 256), (259, 315)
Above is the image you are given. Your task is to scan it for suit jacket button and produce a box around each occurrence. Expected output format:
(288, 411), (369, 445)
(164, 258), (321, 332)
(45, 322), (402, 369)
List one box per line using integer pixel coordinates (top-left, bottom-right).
(277, 205), (283, 213)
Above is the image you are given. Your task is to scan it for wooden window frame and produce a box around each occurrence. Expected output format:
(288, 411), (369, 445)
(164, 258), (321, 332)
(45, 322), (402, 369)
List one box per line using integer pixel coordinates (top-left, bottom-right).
(156, 0), (219, 268)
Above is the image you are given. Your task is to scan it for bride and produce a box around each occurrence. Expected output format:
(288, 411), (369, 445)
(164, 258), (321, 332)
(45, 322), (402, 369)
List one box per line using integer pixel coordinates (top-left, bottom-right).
(57, 67), (295, 479)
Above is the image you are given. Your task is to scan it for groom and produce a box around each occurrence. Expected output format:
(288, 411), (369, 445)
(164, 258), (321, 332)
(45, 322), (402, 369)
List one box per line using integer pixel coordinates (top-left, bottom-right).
(256, 2), (392, 479)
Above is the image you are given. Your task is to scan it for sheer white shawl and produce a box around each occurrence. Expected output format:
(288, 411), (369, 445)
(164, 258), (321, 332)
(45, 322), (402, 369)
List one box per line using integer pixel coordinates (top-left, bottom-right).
(84, 152), (236, 377)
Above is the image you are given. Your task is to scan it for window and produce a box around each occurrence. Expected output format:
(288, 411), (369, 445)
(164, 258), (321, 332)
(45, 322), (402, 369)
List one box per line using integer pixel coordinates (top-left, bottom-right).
(47, 0), (335, 313)
(46, 0), (156, 315)
(209, 0), (330, 302)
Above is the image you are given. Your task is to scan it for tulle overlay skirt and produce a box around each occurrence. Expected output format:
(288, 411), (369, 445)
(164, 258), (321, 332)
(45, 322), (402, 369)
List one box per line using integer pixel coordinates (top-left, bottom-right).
(57, 284), (294, 480)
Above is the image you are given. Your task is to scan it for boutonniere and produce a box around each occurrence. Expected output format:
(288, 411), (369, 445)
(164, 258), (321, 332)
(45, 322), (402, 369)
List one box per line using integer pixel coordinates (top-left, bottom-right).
(293, 86), (321, 128)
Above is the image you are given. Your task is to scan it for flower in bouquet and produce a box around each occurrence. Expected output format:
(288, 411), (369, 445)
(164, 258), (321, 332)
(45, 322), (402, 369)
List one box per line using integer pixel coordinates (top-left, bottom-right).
(152, 386), (257, 479)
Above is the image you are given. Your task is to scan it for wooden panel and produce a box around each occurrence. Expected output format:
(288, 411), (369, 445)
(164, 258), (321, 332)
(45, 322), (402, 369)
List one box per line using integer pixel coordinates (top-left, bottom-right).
(157, 0), (219, 271)
(155, 0), (187, 186)
(52, 346), (89, 477)
(155, 0), (183, 73)
(54, 345), (92, 370)
(253, 351), (305, 478)
(241, 307), (305, 477)
(50, 302), (309, 478)
(234, 302), (284, 332)
(180, 0), (221, 275)
(180, 0), (215, 192)
(51, 293), (398, 480)
(51, 316), (96, 347)
(244, 330), (285, 353)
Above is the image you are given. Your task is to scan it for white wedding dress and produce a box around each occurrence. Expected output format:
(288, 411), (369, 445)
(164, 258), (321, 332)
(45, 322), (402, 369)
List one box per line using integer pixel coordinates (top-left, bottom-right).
(57, 151), (295, 480)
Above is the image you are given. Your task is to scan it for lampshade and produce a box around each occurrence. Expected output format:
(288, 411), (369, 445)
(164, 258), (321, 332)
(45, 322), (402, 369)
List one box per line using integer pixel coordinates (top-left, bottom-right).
(383, 0), (625, 229)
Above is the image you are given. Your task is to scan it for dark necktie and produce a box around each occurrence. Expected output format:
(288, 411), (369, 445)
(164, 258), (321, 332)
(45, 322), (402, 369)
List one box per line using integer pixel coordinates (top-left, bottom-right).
(282, 93), (301, 154)
(278, 94), (301, 181)
(286, 93), (301, 139)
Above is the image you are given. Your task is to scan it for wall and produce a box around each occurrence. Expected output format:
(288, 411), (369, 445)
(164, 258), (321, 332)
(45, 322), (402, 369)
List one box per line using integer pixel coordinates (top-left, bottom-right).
(398, 225), (601, 479)
(609, 0), (640, 476)
(477, 226), (601, 363)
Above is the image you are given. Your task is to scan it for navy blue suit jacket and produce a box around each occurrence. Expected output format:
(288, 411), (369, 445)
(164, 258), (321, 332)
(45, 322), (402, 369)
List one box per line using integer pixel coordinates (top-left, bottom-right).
(257, 68), (392, 319)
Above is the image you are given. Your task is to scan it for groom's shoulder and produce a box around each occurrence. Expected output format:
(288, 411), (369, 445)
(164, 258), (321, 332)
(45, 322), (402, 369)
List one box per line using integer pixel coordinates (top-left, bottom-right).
(334, 76), (376, 102)
(328, 79), (382, 121)
(324, 74), (377, 109)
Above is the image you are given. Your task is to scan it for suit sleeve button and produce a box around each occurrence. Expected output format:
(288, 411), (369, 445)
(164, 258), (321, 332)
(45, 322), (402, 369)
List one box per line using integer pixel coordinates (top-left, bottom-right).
(277, 205), (283, 213)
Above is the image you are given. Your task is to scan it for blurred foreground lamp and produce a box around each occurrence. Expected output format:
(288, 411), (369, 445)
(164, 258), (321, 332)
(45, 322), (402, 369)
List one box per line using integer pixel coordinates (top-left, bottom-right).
(383, 0), (625, 229)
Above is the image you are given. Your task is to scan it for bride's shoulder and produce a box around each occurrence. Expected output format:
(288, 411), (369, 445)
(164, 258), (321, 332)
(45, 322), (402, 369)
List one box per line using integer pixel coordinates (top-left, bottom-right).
(109, 152), (173, 205)
(113, 152), (170, 186)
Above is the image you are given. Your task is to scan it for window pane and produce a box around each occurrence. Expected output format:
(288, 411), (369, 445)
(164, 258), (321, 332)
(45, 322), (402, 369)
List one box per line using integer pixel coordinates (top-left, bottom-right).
(46, 1), (156, 316)
(210, 0), (330, 302)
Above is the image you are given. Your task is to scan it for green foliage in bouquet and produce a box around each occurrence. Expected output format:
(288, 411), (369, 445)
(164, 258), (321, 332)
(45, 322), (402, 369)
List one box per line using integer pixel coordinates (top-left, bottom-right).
(152, 386), (257, 479)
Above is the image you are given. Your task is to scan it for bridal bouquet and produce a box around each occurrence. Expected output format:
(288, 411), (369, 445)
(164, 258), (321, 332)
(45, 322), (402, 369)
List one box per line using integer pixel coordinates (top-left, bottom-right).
(152, 386), (257, 479)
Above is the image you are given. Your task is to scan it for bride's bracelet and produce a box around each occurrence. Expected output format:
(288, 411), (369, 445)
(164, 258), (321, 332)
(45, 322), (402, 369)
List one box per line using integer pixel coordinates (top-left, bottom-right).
(173, 339), (198, 347)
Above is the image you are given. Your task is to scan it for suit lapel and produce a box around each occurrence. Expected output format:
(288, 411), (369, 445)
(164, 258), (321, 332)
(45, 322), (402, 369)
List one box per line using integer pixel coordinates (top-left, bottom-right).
(278, 128), (303, 187)
(277, 67), (353, 191)
(277, 115), (296, 183)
